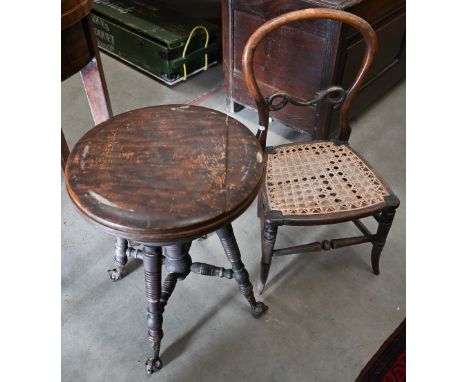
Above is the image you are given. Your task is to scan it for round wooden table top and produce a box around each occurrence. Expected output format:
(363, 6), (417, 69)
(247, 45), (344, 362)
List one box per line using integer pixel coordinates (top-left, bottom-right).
(65, 105), (264, 244)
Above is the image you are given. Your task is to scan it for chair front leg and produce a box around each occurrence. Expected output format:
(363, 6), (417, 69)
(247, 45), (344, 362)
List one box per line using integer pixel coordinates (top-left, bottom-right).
(371, 207), (397, 275)
(257, 220), (278, 295)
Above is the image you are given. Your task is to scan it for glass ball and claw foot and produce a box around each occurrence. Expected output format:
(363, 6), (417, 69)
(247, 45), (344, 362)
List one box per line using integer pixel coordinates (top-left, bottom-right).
(64, 105), (267, 373)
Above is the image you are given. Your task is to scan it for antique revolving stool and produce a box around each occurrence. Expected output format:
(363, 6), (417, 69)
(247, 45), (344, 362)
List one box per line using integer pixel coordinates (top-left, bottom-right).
(65, 105), (268, 374)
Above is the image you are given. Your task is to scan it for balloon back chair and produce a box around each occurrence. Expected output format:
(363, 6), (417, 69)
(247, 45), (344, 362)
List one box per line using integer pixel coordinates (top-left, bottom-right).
(242, 8), (400, 294)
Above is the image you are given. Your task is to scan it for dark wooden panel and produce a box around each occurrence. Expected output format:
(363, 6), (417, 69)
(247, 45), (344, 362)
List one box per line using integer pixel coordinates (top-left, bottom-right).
(230, 7), (334, 137)
(329, 57), (405, 138)
(234, 0), (332, 35)
(341, 11), (406, 87)
(233, 11), (328, 97)
(346, 0), (405, 29)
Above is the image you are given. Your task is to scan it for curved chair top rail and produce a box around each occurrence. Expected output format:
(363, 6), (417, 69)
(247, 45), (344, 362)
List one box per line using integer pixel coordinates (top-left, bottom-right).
(242, 8), (378, 148)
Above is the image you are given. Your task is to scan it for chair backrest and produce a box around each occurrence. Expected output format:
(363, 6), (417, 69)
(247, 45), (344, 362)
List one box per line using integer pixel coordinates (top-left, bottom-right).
(242, 8), (378, 149)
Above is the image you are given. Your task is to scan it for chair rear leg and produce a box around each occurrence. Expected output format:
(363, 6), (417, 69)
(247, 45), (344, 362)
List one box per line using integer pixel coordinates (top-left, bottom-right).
(258, 221), (278, 295)
(371, 207), (396, 275)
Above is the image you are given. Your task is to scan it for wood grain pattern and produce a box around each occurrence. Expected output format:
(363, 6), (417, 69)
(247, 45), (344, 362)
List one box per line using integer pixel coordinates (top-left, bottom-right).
(65, 105), (264, 243)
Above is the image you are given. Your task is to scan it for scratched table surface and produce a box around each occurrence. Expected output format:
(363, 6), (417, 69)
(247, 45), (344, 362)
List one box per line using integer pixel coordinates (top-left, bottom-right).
(65, 105), (264, 243)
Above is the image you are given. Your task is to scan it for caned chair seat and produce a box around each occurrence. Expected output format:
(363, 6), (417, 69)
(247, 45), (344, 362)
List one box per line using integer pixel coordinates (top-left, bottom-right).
(264, 141), (391, 219)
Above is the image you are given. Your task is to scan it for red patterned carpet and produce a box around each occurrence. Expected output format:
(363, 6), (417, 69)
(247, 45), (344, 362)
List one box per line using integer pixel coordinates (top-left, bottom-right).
(356, 320), (406, 382)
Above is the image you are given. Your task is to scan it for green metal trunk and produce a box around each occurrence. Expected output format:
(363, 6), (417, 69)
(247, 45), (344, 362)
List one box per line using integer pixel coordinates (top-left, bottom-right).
(91, 0), (220, 85)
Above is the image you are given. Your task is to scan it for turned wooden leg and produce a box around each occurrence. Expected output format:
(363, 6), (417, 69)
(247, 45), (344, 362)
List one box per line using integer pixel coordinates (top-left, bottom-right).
(371, 208), (397, 275)
(258, 222), (278, 295)
(108, 238), (128, 281)
(143, 246), (164, 374)
(144, 243), (192, 374)
(216, 224), (268, 318)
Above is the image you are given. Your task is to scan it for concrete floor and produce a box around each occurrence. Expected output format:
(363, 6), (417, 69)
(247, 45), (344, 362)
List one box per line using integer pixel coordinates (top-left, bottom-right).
(62, 55), (405, 382)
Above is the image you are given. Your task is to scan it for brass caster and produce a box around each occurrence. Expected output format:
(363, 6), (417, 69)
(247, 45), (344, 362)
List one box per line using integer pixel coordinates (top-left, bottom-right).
(145, 357), (163, 374)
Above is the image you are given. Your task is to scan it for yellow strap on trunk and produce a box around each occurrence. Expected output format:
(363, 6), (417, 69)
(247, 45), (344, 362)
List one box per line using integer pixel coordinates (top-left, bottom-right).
(182, 25), (209, 81)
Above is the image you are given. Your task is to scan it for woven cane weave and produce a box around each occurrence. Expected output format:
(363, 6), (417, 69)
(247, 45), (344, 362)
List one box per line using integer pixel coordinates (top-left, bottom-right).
(265, 142), (389, 215)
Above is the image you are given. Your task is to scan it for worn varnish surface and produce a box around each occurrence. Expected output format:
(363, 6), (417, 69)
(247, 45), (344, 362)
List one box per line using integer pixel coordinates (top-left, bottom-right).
(65, 105), (264, 243)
